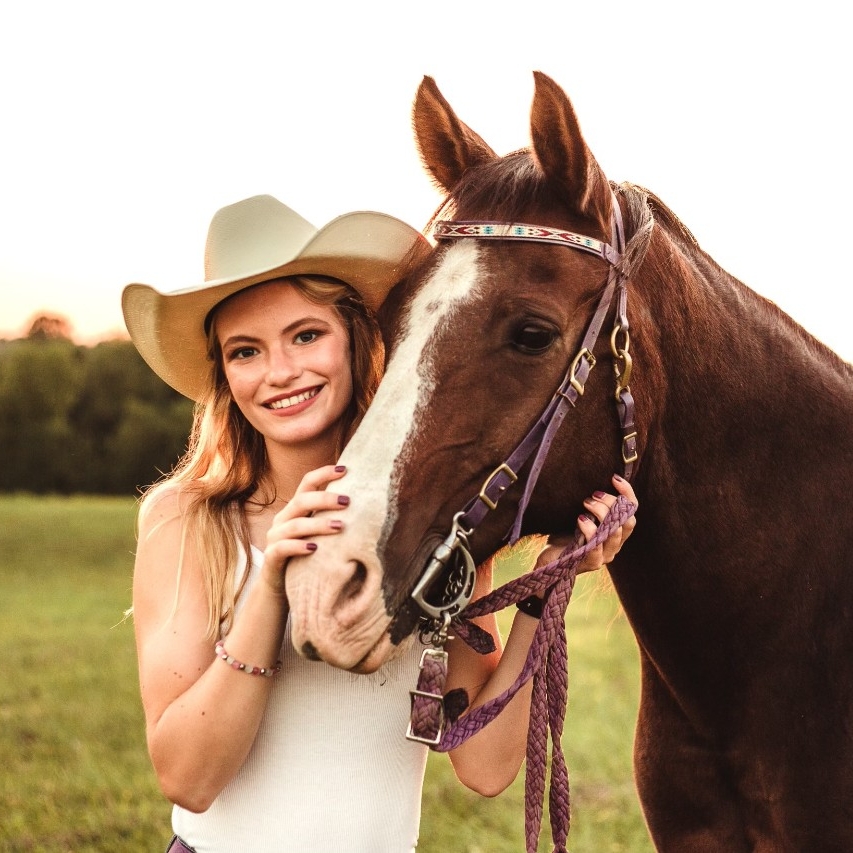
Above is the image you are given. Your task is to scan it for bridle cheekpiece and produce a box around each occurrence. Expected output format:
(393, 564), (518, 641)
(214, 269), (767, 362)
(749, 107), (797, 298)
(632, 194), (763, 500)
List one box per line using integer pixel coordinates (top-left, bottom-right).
(409, 195), (638, 636)
(405, 192), (642, 853)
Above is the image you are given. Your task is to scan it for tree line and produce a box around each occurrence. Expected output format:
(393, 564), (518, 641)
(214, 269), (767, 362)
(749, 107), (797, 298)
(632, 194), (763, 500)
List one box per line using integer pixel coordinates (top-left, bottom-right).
(0, 316), (193, 495)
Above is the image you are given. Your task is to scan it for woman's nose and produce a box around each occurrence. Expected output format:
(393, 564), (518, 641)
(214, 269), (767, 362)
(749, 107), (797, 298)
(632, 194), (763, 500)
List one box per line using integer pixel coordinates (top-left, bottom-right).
(266, 347), (301, 385)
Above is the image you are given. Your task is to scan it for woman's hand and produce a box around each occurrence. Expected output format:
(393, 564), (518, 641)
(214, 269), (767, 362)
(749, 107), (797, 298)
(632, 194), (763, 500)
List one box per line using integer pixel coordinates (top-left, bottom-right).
(536, 474), (638, 574)
(261, 464), (350, 595)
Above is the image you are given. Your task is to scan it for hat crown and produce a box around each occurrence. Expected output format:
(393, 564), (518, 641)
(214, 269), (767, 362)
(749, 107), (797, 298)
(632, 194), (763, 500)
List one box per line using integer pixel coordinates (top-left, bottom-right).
(204, 195), (317, 283)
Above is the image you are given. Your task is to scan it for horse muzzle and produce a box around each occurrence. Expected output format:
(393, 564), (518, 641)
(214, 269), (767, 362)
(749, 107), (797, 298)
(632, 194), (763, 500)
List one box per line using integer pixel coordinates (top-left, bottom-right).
(285, 542), (394, 672)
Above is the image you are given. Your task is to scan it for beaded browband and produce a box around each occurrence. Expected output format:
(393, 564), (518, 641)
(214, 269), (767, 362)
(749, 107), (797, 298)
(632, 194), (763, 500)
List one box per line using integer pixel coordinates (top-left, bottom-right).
(433, 220), (622, 265)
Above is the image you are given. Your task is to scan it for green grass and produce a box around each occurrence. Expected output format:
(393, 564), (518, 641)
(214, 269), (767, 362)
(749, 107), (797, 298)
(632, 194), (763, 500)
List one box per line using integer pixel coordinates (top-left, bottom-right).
(0, 494), (163, 851)
(0, 495), (652, 852)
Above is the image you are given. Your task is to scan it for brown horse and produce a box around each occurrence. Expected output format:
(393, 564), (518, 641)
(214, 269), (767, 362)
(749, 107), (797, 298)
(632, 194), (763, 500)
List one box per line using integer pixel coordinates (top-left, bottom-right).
(285, 73), (853, 850)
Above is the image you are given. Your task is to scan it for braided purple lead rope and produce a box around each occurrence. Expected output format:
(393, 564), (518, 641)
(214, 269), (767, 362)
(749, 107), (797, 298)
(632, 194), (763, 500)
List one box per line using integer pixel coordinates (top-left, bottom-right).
(410, 495), (637, 853)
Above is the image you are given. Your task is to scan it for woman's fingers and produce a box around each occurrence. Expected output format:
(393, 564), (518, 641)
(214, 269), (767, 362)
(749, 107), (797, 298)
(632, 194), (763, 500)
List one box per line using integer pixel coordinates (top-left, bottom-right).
(268, 491), (349, 550)
(293, 463), (348, 495)
(517, 476), (640, 586)
(575, 512), (607, 573)
(278, 488), (350, 524)
(582, 477), (637, 528)
(268, 513), (345, 545)
(261, 465), (351, 583)
(273, 464), (349, 522)
(574, 475), (638, 571)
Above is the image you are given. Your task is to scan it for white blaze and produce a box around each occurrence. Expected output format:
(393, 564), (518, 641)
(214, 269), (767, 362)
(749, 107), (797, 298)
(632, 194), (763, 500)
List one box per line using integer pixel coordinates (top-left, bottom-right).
(332, 241), (482, 550)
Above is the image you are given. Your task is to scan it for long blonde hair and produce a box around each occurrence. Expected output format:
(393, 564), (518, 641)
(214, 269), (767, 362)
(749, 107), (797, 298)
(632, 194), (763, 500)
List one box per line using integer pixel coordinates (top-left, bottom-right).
(140, 275), (384, 638)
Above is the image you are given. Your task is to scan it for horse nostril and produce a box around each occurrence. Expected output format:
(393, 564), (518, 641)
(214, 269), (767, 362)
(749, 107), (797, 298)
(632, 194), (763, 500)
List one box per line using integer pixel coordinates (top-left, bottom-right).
(336, 561), (368, 607)
(301, 641), (322, 661)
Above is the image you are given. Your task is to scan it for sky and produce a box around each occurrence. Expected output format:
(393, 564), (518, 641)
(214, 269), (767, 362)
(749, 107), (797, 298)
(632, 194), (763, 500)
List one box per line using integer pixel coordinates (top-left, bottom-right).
(1, 1), (850, 359)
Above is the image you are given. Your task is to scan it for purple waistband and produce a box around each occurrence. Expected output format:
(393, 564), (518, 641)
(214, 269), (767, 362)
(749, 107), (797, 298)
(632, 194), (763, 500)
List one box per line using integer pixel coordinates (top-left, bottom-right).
(166, 836), (196, 853)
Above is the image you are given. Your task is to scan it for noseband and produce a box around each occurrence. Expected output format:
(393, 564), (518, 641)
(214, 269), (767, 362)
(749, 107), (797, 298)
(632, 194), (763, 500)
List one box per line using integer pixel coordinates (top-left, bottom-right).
(410, 193), (638, 632)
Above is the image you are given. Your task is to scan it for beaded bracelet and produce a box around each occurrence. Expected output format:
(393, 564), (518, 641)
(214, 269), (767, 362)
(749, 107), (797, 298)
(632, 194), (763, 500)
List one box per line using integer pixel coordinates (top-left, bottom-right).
(214, 641), (282, 677)
(516, 595), (545, 619)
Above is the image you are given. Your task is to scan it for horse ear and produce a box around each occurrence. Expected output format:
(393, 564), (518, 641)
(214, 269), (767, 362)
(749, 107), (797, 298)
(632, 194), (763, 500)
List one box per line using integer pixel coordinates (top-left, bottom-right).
(413, 76), (497, 193)
(530, 71), (611, 227)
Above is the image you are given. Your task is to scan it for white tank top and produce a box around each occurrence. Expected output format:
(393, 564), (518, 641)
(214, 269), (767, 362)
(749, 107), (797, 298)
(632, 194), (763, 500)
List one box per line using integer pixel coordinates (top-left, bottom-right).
(173, 544), (428, 853)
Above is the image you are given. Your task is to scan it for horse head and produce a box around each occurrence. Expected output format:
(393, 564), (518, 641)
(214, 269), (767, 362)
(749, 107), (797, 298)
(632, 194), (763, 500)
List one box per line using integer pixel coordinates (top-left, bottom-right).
(285, 73), (645, 671)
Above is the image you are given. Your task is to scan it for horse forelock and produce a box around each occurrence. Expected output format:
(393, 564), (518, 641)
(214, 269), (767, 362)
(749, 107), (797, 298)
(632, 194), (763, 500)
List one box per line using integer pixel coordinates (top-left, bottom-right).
(431, 150), (554, 225)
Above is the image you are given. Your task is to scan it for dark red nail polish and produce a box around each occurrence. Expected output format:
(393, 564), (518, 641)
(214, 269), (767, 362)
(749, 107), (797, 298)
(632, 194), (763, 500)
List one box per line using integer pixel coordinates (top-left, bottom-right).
(593, 490), (606, 499)
(306, 542), (318, 551)
(330, 520), (343, 531)
(337, 495), (350, 506)
(335, 465), (346, 473)
(612, 474), (624, 482)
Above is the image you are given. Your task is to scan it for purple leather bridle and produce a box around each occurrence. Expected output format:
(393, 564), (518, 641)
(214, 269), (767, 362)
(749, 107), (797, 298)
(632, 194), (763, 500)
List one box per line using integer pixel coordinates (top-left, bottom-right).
(409, 194), (637, 633)
(406, 193), (641, 853)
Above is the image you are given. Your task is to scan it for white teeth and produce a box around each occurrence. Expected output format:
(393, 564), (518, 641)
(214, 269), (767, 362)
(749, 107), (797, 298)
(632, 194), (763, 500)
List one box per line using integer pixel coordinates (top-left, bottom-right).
(268, 388), (319, 409)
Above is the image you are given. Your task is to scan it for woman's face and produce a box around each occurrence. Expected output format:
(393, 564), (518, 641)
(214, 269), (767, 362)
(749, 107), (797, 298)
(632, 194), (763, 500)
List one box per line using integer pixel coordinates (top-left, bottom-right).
(214, 280), (353, 451)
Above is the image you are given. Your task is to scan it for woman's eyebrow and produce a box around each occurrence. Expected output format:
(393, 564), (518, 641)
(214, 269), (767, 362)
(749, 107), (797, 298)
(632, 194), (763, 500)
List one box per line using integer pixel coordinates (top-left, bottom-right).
(220, 317), (333, 350)
(219, 333), (262, 349)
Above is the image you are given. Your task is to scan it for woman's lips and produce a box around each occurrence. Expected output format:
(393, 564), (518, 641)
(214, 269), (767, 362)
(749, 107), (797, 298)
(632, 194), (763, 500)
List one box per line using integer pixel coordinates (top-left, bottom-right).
(263, 386), (321, 413)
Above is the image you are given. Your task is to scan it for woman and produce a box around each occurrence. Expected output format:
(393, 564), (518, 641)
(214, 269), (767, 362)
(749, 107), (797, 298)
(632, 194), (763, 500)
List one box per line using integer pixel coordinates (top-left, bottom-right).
(122, 194), (637, 853)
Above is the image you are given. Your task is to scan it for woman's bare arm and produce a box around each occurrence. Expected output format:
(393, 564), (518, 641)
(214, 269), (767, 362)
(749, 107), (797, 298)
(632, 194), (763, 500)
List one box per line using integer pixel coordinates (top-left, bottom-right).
(134, 467), (348, 811)
(445, 475), (638, 796)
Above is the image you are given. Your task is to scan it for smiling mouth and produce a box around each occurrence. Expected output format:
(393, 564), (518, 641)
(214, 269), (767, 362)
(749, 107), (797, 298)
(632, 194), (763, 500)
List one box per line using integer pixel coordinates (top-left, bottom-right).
(266, 387), (320, 409)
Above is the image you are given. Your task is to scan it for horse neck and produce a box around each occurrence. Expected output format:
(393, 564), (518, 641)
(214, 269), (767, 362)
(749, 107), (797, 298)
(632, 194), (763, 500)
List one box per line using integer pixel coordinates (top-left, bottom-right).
(556, 197), (853, 703)
(638, 217), (842, 396)
(627, 219), (853, 527)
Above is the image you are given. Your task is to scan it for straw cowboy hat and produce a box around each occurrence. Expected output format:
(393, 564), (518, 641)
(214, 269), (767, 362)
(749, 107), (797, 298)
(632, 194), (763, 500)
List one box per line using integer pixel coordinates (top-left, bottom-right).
(122, 194), (431, 400)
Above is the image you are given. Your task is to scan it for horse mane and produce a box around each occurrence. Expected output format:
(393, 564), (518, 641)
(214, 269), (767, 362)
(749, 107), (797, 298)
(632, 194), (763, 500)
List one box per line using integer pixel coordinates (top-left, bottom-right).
(426, 152), (850, 374)
(628, 184), (852, 375)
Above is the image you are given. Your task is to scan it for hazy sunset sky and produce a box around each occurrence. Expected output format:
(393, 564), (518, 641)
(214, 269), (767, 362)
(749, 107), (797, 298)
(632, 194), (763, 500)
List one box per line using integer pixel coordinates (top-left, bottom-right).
(1, 1), (850, 358)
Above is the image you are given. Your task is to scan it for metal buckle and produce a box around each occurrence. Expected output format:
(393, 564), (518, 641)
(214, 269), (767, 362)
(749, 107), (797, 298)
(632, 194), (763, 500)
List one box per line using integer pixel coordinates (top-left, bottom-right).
(622, 431), (638, 465)
(477, 462), (518, 511)
(610, 325), (630, 359)
(405, 692), (445, 745)
(406, 648), (448, 745)
(568, 347), (596, 395)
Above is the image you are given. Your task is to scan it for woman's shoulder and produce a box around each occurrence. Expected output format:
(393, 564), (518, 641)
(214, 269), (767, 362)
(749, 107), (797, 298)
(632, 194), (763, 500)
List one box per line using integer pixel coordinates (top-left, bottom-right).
(138, 479), (204, 532)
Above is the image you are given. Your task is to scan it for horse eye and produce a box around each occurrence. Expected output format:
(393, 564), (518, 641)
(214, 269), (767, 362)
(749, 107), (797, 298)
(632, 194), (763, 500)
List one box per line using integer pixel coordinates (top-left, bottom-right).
(513, 324), (558, 354)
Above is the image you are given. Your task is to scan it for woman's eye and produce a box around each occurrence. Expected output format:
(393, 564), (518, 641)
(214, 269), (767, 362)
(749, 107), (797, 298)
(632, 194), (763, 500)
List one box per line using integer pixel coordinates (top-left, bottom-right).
(228, 347), (257, 360)
(295, 330), (320, 345)
(513, 324), (558, 354)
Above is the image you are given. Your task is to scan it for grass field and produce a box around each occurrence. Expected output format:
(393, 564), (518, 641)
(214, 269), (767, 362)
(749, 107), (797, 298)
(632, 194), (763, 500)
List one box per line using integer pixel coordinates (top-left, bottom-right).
(0, 494), (653, 852)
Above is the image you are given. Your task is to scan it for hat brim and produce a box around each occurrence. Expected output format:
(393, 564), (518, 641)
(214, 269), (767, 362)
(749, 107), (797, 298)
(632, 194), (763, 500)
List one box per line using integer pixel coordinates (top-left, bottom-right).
(122, 210), (431, 400)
